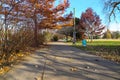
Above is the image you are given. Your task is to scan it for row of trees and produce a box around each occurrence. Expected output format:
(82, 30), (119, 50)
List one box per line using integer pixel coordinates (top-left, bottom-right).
(0, 0), (119, 63)
(58, 8), (105, 41)
(0, 0), (72, 64)
(57, 0), (120, 41)
(103, 29), (120, 39)
(57, 18), (80, 41)
(0, 0), (72, 46)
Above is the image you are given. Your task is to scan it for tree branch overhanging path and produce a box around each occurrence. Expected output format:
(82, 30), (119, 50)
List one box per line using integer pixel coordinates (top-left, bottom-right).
(0, 0), (72, 68)
(1, 42), (120, 80)
(0, 0), (120, 80)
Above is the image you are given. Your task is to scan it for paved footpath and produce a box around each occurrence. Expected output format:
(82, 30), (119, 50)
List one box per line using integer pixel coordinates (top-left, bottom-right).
(0, 42), (120, 80)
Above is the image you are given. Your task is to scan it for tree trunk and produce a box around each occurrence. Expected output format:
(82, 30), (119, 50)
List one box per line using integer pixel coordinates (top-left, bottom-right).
(90, 34), (93, 42)
(4, 14), (10, 61)
(34, 16), (39, 47)
(65, 35), (68, 42)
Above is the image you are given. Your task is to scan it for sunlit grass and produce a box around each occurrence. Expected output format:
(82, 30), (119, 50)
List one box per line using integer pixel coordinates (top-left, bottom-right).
(77, 39), (120, 46)
(71, 39), (120, 63)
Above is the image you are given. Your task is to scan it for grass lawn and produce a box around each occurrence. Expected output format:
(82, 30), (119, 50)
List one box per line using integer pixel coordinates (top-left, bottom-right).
(70, 39), (120, 63)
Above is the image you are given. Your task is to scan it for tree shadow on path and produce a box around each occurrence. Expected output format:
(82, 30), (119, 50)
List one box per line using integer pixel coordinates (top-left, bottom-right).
(0, 42), (120, 80)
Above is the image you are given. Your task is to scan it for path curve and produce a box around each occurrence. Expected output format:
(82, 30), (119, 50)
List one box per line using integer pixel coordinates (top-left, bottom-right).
(0, 42), (120, 80)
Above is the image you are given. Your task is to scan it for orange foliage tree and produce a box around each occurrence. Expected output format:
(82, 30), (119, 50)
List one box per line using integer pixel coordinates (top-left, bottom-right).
(0, 0), (72, 47)
(0, 0), (25, 60)
(0, 0), (72, 63)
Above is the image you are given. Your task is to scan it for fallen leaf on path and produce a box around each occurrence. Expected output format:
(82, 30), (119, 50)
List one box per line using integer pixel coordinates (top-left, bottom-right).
(46, 61), (53, 65)
(0, 68), (4, 74)
(84, 66), (90, 69)
(94, 69), (97, 71)
(17, 53), (24, 57)
(70, 67), (78, 72)
(0, 66), (10, 74)
(35, 65), (38, 68)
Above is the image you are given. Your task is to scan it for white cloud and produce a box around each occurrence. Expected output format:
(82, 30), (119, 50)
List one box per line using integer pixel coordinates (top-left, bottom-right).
(109, 23), (120, 31)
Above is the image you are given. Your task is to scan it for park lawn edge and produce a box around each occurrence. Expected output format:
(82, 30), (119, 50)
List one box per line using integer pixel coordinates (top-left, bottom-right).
(67, 41), (120, 63)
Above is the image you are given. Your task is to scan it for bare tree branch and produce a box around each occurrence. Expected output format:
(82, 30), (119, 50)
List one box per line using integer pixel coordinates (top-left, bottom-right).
(104, 0), (120, 22)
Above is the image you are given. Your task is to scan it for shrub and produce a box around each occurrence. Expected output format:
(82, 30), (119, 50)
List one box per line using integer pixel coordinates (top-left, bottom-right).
(52, 35), (58, 41)
(43, 32), (53, 43)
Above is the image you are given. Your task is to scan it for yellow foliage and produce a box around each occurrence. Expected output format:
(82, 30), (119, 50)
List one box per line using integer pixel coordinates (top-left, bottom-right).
(3, 67), (9, 72)
(8, 56), (14, 62)
(0, 68), (4, 74)
(25, 52), (30, 55)
(0, 67), (10, 75)
(54, 25), (62, 29)
(17, 53), (24, 57)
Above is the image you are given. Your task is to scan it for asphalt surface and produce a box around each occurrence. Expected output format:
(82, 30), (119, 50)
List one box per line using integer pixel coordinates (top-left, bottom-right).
(0, 42), (120, 80)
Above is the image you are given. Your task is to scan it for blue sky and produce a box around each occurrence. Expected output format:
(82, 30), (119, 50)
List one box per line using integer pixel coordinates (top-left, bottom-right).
(65, 0), (120, 31)
(66, 0), (104, 22)
(67, 0), (103, 18)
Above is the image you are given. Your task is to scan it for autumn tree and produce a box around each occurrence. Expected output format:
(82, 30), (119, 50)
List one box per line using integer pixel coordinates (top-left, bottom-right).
(103, 29), (112, 39)
(112, 31), (120, 39)
(0, 0), (25, 60)
(57, 26), (73, 41)
(0, 0), (72, 47)
(0, 0), (72, 64)
(78, 8), (105, 42)
(13, 0), (72, 47)
(104, 0), (120, 22)
(57, 17), (82, 41)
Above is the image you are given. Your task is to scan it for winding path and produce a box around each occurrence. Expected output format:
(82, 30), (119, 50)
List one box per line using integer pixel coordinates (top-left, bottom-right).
(0, 42), (120, 80)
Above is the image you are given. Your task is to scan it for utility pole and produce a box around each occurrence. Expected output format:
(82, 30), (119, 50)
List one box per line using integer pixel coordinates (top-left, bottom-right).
(73, 8), (76, 44)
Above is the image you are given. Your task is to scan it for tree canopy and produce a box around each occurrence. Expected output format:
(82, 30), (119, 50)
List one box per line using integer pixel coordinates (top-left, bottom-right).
(0, 0), (72, 47)
(78, 8), (105, 41)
